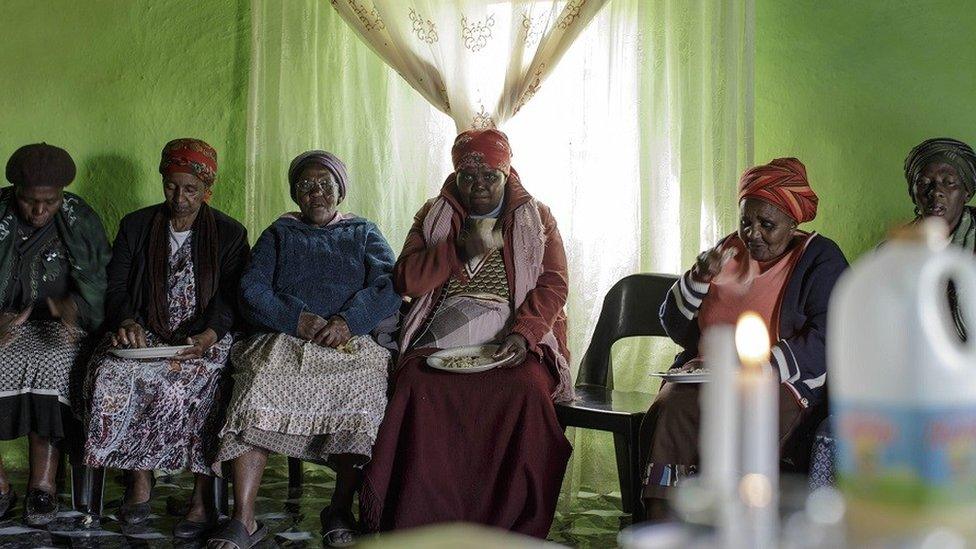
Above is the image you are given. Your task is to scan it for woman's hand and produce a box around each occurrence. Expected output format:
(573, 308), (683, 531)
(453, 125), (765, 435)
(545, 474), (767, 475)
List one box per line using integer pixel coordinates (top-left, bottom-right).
(112, 319), (147, 348)
(0, 307), (32, 346)
(297, 311), (328, 341)
(176, 329), (218, 359)
(313, 316), (351, 348)
(494, 333), (528, 368)
(456, 221), (490, 262)
(456, 231), (489, 262)
(691, 246), (737, 283)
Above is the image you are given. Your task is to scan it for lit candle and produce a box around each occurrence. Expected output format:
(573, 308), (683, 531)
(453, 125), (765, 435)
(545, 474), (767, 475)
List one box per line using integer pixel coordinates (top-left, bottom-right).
(700, 325), (743, 548)
(735, 312), (779, 549)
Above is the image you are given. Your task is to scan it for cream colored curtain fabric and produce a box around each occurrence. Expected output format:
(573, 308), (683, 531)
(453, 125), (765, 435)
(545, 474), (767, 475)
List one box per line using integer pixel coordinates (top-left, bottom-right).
(330, 0), (609, 131)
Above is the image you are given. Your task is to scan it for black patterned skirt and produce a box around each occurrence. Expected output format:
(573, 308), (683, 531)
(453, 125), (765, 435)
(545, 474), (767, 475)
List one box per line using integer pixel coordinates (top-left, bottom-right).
(0, 321), (87, 449)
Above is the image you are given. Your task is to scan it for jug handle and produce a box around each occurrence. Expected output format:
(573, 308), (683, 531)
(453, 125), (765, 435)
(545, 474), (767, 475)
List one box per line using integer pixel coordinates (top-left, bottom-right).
(919, 253), (976, 365)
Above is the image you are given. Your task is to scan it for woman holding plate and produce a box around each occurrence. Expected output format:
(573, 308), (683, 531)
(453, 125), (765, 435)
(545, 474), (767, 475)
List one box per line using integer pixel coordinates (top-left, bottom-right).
(641, 158), (848, 519)
(84, 138), (249, 536)
(360, 129), (573, 539)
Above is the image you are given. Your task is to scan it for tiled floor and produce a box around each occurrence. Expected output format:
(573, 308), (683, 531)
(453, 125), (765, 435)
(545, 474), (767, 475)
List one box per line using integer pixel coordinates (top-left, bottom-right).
(0, 456), (627, 548)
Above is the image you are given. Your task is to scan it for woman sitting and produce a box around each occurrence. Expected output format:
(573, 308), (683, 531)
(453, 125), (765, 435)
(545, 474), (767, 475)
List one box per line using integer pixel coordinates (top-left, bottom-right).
(903, 137), (976, 339)
(207, 150), (401, 549)
(642, 158), (848, 518)
(361, 129), (573, 539)
(84, 139), (249, 537)
(0, 144), (110, 525)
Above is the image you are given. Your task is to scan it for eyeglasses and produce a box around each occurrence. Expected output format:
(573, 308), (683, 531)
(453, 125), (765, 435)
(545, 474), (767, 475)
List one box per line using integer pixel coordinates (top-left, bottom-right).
(295, 178), (338, 196)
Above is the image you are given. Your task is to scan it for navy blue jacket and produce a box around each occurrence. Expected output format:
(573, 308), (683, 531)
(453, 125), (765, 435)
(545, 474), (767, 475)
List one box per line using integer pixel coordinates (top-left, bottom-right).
(660, 233), (848, 407)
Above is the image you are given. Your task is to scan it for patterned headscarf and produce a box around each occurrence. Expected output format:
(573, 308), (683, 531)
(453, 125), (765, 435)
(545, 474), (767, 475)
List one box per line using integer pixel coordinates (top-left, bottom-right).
(288, 150), (349, 202)
(904, 138), (976, 202)
(5, 143), (76, 188)
(159, 138), (218, 202)
(738, 158), (819, 224)
(451, 129), (512, 176)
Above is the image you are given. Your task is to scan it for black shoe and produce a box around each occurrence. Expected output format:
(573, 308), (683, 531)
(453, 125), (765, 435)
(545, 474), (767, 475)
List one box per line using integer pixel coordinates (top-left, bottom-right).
(117, 499), (152, 526)
(118, 474), (155, 526)
(0, 489), (15, 519)
(24, 489), (58, 527)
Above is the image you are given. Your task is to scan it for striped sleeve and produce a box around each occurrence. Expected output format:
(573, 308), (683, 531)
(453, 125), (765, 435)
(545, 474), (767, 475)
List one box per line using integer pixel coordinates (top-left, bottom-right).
(770, 338), (824, 408)
(660, 269), (710, 350)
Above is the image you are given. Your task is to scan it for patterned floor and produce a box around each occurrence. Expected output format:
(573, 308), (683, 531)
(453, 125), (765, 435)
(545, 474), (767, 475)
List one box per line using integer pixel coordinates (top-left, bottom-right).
(0, 456), (627, 548)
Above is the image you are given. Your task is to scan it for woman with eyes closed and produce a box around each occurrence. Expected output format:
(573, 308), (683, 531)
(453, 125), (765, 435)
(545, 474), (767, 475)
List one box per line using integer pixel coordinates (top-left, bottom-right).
(85, 138), (250, 537)
(640, 158), (848, 520)
(903, 138), (976, 340)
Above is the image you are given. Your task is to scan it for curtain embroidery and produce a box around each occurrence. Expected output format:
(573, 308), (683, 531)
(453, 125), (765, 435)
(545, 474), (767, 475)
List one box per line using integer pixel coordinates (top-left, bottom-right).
(557, 0), (587, 30)
(471, 106), (495, 129)
(460, 14), (495, 52)
(409, 9), (438, 44)
(348, 0), (385, 31)
(521, 12), (547, 45)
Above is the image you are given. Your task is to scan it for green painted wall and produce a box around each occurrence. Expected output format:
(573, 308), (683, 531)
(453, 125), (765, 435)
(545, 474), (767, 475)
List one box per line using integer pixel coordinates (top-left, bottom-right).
(0, 0), (249, 467)
(0, 0), (250, 238)
(756, 0), (976, 259)
(2, 0), (974, 487)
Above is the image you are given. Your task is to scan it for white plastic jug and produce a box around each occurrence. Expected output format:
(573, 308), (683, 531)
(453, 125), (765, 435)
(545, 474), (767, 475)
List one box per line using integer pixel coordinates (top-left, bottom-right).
(829, 221), (976, 540)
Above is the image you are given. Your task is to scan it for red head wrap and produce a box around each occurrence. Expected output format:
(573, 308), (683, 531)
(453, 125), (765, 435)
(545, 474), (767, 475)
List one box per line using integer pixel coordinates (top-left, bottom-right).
(159, 138), (218, 186)
(738, 158), (819, 224)
(451, 129), (512, 176)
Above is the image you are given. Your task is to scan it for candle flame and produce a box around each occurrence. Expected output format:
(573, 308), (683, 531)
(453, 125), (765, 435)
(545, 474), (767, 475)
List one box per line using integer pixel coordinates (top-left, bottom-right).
(735, 312), (770, 369)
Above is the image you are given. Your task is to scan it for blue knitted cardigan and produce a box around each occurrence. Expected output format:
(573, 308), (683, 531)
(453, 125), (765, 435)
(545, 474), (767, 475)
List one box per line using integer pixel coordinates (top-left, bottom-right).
(239, 215), (401, 337)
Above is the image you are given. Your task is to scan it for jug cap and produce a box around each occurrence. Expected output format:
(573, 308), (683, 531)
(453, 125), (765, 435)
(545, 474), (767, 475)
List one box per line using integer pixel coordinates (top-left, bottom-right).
(887, 217), (950, 250)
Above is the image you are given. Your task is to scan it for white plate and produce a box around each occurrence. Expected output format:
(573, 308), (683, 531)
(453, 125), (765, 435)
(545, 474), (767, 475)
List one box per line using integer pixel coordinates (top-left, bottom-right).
(427, 345), (512, 374)
(650, 371), (710, 384)
(109, 345), (193, 360)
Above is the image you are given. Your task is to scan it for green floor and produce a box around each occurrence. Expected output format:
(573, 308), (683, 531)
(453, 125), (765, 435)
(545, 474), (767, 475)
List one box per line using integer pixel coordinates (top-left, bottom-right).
(0, 455), (627, 548)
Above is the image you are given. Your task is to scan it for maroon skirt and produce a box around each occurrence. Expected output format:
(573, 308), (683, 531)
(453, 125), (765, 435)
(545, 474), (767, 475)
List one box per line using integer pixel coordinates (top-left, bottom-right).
(360, 349), (572, 538)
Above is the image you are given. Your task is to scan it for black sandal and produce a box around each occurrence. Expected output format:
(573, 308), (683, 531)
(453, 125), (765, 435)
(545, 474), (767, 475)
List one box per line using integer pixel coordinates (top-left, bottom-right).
(207, 518), (267, 549)
(0, 489), (15, 518)
(320, 505), (358, 548)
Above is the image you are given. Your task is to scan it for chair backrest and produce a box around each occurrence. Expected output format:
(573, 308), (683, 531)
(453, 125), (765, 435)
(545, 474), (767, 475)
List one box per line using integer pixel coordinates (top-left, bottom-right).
(576, 273), (679, 390)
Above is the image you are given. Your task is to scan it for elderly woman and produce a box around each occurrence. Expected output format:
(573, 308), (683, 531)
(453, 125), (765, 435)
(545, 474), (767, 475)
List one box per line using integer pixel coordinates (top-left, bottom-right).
(360, 129), (573, 538)
(0, 144), (110, 525)
(904, 137), (976, 340)
(84, 139), (249, 537)
(207, 150), (401, 549)
(642, 158), (848, 518)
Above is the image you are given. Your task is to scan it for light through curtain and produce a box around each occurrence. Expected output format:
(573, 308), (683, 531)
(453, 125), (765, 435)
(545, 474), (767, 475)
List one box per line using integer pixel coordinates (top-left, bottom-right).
(246, 0), (753, 497)
(330, 0), (609, 131)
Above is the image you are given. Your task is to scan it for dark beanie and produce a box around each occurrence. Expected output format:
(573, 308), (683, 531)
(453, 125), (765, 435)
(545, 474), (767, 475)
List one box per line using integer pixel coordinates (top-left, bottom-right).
(5, 143), (76, 188)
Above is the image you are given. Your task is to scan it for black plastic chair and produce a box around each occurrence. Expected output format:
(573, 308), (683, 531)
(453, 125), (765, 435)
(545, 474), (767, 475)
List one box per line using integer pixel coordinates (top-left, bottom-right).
(555, 273), (678, 521)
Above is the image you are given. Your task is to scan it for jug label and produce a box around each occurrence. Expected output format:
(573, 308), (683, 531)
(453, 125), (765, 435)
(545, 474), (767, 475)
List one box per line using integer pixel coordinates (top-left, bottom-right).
(834, 403), (976, 505)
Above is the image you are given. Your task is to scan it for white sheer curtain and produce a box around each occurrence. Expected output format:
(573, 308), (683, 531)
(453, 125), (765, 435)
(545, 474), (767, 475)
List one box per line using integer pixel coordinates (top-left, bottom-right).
(246, 0), (753, 495)
(331, 0), (609, 131)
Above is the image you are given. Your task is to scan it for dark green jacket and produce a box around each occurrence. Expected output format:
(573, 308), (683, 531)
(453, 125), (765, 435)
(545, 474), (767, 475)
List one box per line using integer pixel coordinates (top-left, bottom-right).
(0, 187), (111, 332)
